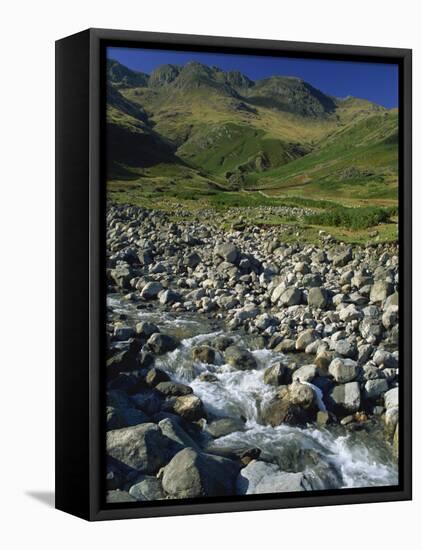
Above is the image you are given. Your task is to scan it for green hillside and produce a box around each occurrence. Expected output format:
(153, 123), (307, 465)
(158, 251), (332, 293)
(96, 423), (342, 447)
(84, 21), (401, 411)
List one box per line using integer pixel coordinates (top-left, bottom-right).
(106, 59), (398, 223)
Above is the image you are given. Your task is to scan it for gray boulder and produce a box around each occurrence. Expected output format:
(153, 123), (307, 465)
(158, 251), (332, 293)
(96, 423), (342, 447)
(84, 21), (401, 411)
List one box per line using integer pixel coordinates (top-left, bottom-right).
(215, 243), (239, 264)
(329, 382), (361, 414)
(328, 358), (358, 383)
(365, 378), (389, 400)
(141, 281), (163, 300)
(147, 333), (179, 354)
(129, 476), (165, 501)
(307, 287), (328, 309)
(161, 448), (240, 498)
(106, 423), (173, 474)
(224, 346), (257, 370)
(370, 280), (394, 303)
(236, 461), (315, 494)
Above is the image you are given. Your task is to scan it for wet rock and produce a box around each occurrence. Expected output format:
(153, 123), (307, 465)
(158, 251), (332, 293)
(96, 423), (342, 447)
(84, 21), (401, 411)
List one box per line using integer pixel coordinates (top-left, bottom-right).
(158, 417), (200, 451)
(135, 321), (159, 338)
(159, 289), (182, 305)
(173, 394), (205, 421)
(236, 461), (316, 494)
(205, 417), (245, 438)
(224, 345), (257, 370)
(106, 423), (174, 474)
(192, 345), (216, 364)
(161, 447), (240, 498)
(145, 367), (170, 387)
(263, 363), (291, 386)
(262, 382), (317, 427)
(147, 333), (179, 354)
(155, 381), (193, 396)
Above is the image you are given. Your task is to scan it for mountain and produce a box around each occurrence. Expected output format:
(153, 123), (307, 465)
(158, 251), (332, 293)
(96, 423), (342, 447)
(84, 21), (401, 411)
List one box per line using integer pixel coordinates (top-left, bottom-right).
(106, 59), (398, 201)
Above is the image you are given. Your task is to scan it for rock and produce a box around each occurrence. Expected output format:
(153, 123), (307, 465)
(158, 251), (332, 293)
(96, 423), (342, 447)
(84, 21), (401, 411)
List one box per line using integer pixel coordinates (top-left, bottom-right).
(332, 248), (353, 267)
(273, 339), (296, 353)
(145, 367), (170, 387)
(106, 406), (150, 430)
(316, 410), (330, 426)
(173, 394), (205, 421)
(141, 281), (163, 300)
(135, 321), (159, 338)
(224, 346), (257, 370)
(333, 339), (357, 359)
(384, 387), (399, 410)
(315, 351), (332, 374)
(106, 490), (137, 503)
(373, 350), (398, 369)
(155, 381), (193, 396)
(278, 287), (302, 307)
(158, 417), (200, 451)
(205, 417), (245, 438)
(185, 252), (201, 268)
(263, 363), (291, 386)
(147, 333), (179, 354)
(129, 476), (165, 501)
(159, 289), (182, 305)
(161, 448), (240, 498)
(295, 329), (317, 351)
(370, 280), (394, 303)
(360, 318), (383, 343)
(365, 378), (389, 399)
(329, 382), (361, 414)
(384, 407), (399, 439)
(339, 304), (363, 323)
(292, 364), (318, 383)
(328, 358), (358, 383)
(215, 243), (239, 264)
(106, 423), (173, 474)
(113, 326), (135, 341)
(110, 264), (132, 289)
(307, 287), (328, 309)
(191, 345), (216, 364)
(262, 382), (317, 427)
(236, 461), (315, 494)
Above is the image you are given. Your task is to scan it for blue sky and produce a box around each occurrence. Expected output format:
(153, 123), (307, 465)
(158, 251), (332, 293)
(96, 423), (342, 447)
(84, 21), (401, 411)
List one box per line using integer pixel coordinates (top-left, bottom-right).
(107, 47), (399, 109)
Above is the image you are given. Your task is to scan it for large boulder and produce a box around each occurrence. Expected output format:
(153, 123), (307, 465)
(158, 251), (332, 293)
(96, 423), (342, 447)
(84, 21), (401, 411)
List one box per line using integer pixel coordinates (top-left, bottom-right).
(147, 333), (179, 354)
(262, 382), (317, 427)
(307, 287), (328, 309)
(295, 329), (317, 351)
(205, 417), (245, 438)
(215, 243), (240, 264)
(106, 406), (150, 430)
(161, 448), (240, 498)
(384, 387), (399, 410)
(365, 378), (389, 400)
(236, 461), (315, 494)
(370, 280), (394, 303)
(329, 382), (361, 414)
(155, 381), (193, 396)
(224, 346), (257, 370)
(191, 345), (216, 364)
(173, 394), (205, 421)
(328, 358), (358, 383)
(141, 281), (163, 300)
(263, 363), (291, 386)
(129, 476), (165, 501)
(278, 287), (302, 307)
(106, 423), (173, 474)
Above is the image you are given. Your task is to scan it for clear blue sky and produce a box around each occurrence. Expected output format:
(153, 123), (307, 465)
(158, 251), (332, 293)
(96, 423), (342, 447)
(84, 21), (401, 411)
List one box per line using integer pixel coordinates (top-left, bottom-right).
(107, 47), (398, 109)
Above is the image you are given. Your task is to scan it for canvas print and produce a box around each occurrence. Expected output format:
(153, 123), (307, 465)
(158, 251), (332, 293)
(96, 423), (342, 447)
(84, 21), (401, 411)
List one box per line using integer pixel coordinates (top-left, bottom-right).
(104, 46), (400, 504)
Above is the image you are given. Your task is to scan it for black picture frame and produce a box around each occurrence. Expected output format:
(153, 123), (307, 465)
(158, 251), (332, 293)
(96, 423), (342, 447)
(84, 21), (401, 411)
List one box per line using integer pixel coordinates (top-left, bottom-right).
(55, 28), (412, 521)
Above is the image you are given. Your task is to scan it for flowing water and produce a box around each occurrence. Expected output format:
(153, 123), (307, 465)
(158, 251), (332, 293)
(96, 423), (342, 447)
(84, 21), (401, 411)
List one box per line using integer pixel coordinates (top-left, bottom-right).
(108, 294), (398, 491)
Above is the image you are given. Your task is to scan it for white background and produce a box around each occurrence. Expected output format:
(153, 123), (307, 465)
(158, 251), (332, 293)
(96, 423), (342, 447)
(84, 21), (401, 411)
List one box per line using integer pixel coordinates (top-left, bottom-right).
(1, 0), (419, 547)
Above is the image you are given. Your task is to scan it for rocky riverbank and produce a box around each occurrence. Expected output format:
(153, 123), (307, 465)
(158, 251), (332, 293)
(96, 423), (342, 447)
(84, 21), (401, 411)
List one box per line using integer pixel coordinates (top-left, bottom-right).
(105, 203), (399, 503)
